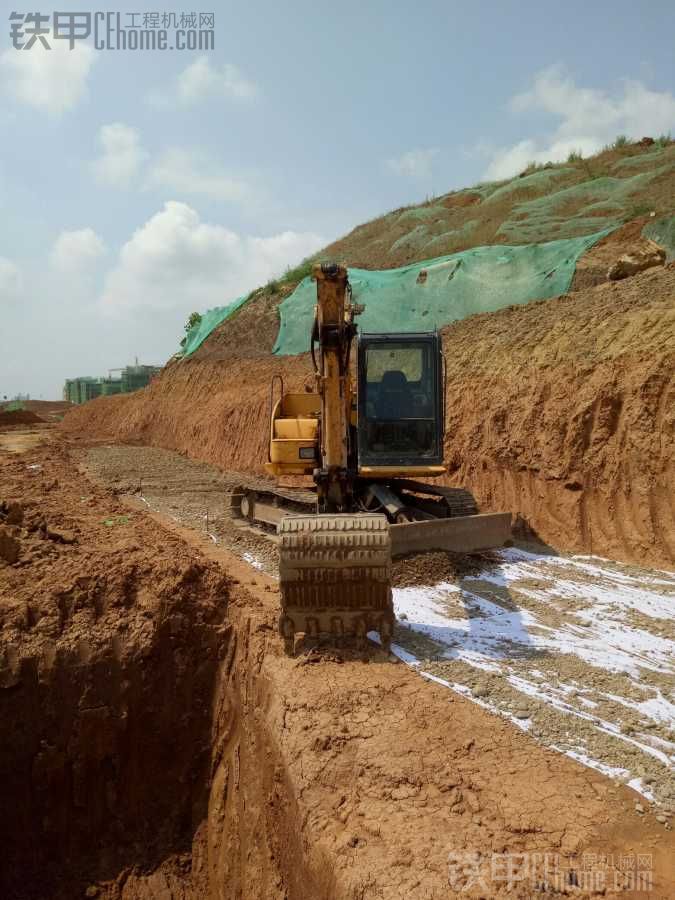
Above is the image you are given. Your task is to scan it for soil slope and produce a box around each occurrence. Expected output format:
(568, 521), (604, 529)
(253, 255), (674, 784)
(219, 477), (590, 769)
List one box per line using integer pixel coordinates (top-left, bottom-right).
(63, 262), (675, 567)
(322, 143), (675, 269)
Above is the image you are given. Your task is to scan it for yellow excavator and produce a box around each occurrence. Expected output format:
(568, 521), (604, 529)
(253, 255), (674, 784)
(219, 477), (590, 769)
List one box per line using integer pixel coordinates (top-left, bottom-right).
(230, 263), (511, 654)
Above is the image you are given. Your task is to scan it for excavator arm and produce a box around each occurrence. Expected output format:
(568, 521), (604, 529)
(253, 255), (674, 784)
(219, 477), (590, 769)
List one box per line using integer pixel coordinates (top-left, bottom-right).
(277, 264), (395, 655)
(311, 263), (355, 510)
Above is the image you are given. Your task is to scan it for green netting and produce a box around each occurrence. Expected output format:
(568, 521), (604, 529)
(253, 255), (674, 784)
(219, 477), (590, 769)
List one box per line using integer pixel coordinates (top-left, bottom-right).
(273, 228), (611, 356)
(643, 214), (675, 260)
(459, 182), (500, 199)
(484, 166), (576, 203)
(497, 168), (670, 242)
(610, 147), (673, 171)
(390, 224), (429, 254)
(423, 221), (477, 253)
(179, 294), (249, 357)
(397, 204), (447, 222)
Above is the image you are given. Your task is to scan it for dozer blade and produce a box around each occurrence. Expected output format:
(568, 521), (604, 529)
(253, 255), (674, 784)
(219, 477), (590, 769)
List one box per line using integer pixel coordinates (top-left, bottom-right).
(278, 514), (394, 655)
(389, 512), (512, 557)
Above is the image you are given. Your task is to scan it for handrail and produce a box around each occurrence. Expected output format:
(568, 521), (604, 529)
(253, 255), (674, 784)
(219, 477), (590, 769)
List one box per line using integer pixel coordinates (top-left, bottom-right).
(441, 350), (447, 443)
(268, 375), (284, 462)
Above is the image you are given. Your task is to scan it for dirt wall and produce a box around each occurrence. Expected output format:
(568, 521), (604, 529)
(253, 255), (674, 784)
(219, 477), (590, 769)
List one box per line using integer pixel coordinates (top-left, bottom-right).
(438, 263), (675, 566)
(0, 445), (332, 900)
(0, 409), (45, 426)
(62, 264), (675, 568)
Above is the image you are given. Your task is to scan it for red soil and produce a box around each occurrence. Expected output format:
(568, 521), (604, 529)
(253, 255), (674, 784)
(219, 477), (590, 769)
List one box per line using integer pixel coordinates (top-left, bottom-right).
(2, 434), (673, 897)
(0, 409), (45, 426)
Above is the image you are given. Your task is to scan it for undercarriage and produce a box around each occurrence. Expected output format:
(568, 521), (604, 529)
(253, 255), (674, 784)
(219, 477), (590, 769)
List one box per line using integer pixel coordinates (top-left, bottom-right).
(227, 479), (511, 654)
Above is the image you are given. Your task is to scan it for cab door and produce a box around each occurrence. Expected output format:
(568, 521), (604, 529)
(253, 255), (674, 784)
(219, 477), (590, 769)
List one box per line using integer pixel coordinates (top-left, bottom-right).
(357, 333), (444, 468)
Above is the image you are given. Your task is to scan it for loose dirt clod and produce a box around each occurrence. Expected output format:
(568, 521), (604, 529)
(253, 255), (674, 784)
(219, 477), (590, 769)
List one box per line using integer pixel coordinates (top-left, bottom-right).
(1, 501), (24, 526)
(0, 526), (20, 564)
(45, 524), (76, 544)
(607, 240), (666, 280)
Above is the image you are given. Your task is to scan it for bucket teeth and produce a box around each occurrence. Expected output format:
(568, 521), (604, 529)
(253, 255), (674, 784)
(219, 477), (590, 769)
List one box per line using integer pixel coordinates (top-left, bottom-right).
(278, 515), (394, 655)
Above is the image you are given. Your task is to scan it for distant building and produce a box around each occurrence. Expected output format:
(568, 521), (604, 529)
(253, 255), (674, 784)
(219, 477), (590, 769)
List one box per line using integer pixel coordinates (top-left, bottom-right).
(121, 365), (162, 393)
(63, 377), (102, 405)
(63, 364), (162, 405)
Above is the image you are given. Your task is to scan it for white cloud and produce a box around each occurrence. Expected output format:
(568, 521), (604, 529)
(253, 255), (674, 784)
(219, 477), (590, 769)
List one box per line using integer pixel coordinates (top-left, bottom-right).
(386, 148), (439, 179)
(92, 123), (148, 188)
(145, 148), (255, 203)
(484, 137), (600, 181)
(147, 56), (258, 107)
(178, 57), (258, 103)
(100, 201), (323, 316)
(0, 258), (23, 301)
(50, 228), (106, 276)
(92, 130), (260, 207)
(0, 33), (95, 115)
(482, 66), (675, 180)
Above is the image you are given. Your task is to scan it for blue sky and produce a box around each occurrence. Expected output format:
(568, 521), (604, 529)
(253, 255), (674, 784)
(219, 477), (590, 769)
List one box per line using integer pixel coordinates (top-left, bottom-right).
(1, 0), (674, 398)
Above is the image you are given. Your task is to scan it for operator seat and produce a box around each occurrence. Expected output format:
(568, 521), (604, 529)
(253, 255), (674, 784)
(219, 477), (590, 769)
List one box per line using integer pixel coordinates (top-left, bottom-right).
(377, 370), (415, 418)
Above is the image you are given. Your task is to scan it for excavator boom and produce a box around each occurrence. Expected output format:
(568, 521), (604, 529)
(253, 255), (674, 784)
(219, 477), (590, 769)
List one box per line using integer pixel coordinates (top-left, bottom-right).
(277, 264), (395, 653)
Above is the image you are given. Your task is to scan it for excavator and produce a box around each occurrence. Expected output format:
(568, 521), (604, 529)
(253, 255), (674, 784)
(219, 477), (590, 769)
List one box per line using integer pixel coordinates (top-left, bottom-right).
(229, 263), (511, 654)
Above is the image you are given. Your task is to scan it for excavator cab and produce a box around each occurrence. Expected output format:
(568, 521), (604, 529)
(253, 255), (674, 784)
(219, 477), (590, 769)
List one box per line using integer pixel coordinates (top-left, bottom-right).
(357, 333), (444, 469)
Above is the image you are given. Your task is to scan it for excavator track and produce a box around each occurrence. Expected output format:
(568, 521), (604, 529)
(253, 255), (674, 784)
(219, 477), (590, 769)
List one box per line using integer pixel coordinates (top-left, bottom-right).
(277, 514), (394, 656)
(226, 481), (511, 558)
(394, 480), (479, 517)
(226, 482), (315, 532)
(226, 482), (509, 655)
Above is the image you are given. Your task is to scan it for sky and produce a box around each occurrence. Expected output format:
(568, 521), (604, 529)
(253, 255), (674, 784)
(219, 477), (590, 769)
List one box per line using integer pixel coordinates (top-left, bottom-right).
(1, 0), (674, 399)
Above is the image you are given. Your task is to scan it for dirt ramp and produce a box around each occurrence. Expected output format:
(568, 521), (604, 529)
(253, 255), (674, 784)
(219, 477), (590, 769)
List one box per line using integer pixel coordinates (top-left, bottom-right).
(22, 400), (75, 421)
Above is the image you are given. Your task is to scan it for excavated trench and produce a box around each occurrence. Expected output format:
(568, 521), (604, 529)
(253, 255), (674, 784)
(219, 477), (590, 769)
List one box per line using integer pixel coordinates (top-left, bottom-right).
(3, 437), (675, 899)
(0, 537), (330, 899)
(2, 577), (214, 896)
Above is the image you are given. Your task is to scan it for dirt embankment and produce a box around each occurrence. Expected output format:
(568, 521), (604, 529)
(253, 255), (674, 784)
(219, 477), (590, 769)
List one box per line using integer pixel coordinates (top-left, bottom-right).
(0, 409), (45, 426)
(2, 435), (674, 898)
(22, 400), (75, 421)
(0, 441), (330, 899)
(439, 262), (675, 566)
(63, 354), (311, 475)
(63, 263), (675, 568)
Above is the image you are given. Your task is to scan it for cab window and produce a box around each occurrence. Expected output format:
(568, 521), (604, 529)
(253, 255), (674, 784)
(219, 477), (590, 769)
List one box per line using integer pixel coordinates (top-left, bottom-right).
(361, 342), (435, 456)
